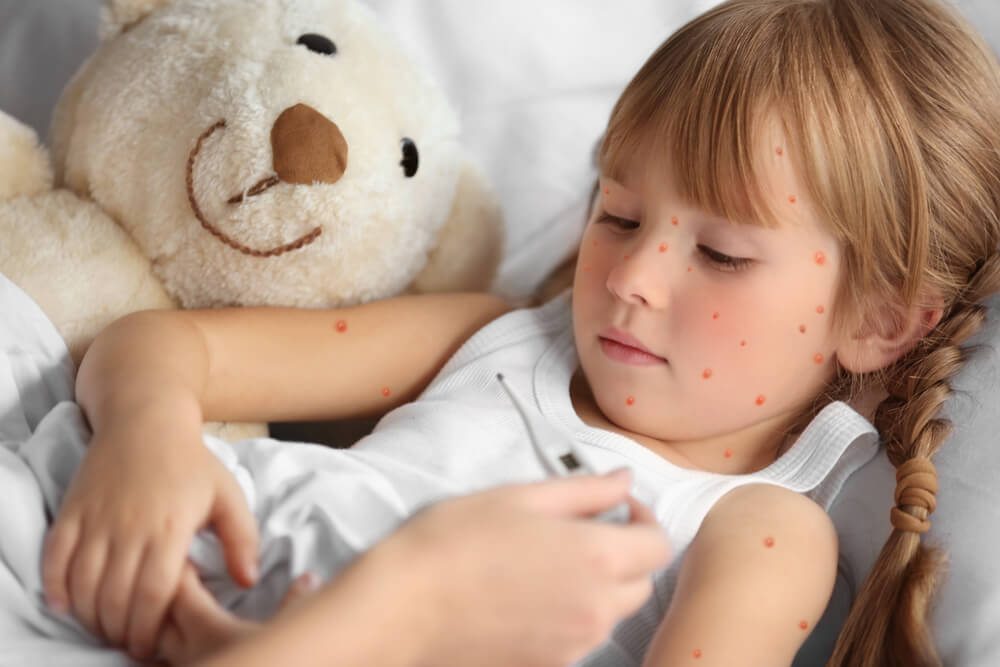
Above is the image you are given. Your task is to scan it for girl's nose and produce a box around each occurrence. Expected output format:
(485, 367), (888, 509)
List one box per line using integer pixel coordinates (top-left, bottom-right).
(605, 242), (669, 309)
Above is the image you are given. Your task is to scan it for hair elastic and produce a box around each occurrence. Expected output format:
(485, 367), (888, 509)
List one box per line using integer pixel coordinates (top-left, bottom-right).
(890, 457), (938, 534)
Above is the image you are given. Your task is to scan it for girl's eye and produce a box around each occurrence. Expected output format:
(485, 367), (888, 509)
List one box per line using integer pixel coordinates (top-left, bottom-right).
(598, 214), (640, 231)
(698, 245), (753, 272)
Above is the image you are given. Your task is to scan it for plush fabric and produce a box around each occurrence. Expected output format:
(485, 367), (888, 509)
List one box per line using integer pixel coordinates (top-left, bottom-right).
(1, 1), (999, 664)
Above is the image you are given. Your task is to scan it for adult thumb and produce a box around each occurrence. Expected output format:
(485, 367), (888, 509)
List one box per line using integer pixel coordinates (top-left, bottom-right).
(519, 468), (633, 518)
(210, 475), (259, 588)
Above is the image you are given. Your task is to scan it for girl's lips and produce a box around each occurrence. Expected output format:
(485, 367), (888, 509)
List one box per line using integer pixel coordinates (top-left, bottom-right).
(599, 337), (668, 366)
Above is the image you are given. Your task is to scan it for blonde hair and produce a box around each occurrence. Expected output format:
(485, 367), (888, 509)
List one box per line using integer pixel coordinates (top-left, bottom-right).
(567, 0), (1000, 664)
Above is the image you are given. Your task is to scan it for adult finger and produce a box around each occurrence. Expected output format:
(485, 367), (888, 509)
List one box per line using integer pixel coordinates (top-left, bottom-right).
(96, 540), (146, 646)
(515, 469), (634, 518)
(210, 475), (259, 588)
(124, 536), (187, 659)
(42, 518), (81, 614)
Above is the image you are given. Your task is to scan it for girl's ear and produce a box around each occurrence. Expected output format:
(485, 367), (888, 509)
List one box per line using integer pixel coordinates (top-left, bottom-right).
(836, 290), (944, 374)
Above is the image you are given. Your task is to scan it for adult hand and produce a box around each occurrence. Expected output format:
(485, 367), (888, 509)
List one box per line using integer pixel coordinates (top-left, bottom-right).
(174, 470), (670, 667)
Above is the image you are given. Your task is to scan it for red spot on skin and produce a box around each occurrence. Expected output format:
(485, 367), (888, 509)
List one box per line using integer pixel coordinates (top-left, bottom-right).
(703, 369), (713, 379)
(724, 449), (732, 458)
(335, 320), (347, 333)
(693, 649), (702, 659)
(382, 387), (391, 397)
(604, 189), (610, 195)
(776, 146), (784, 156)
(582, 265), (592, 272)
(740, 340), (747, 347)
(593, 240), (599, 247)
(626, 396), (636, 406)
(800, 620), (809, 631)
(687, 266), (693, 272)
(672, 216), (679, 226)
(789, 194), (797, 204)
(712, 312), (720, 320)
(764, 536), (775, 548)
(816, 305), (825, 315)
(755, 395), (767, 406)
(624, 254), (631, 260)
(799, 324), (807, 334)
(659, 243), (668, 253)
(814, 353), (824, 364)
(814, 251), (826, 265)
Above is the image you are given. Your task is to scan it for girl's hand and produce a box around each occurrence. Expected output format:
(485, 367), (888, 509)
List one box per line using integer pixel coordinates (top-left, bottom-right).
(398, 469), (672, 667)
(41, 401), (259, 661)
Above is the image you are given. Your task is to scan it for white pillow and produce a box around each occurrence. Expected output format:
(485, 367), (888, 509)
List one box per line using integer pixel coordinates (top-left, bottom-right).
(2, 1), (999, 664)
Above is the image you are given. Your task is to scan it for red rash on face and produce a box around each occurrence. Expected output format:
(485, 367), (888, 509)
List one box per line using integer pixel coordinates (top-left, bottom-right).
(335, 320), (347, 332)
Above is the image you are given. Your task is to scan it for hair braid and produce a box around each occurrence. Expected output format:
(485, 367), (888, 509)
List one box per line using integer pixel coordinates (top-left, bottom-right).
(828, 253), (1000, 667)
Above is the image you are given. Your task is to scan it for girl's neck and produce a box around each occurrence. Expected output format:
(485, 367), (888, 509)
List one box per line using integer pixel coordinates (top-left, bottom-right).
(568, 371), (795, 474)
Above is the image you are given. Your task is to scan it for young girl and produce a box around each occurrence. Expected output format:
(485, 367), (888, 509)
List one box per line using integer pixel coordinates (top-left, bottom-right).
(39, 0), (1000, 665)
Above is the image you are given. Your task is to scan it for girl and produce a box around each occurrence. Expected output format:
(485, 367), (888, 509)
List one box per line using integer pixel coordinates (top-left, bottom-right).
(40, 0), (1000, 665)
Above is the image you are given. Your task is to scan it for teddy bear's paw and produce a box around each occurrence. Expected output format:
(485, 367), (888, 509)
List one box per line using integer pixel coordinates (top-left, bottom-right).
(0, 110), (53, 200)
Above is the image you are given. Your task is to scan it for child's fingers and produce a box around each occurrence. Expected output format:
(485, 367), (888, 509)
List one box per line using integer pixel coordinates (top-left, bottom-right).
(613, 576), (657, 619)
(210, 475), (259, 588)
(124, 536), (188, 660)
(96, 540), (147, 647)
(42, 519), (81, 613)
(626, 495), (657, 525)
(517, 468), (634, 518)
(158, 620), (184, 666)
(67, 537), (111, 638)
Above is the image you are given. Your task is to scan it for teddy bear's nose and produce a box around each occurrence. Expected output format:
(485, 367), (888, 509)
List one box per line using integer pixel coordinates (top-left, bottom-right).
(271, 104), (349, 185)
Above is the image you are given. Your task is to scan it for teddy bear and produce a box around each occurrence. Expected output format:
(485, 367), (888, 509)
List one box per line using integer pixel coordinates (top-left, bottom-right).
(0, 0), (504, 440)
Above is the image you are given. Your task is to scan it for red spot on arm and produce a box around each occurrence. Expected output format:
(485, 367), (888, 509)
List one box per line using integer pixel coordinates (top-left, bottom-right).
(814, 353), (824, 364)
(712, 312), (720, 320)
(816, 305), (825, 314)
(789, 195), (797, 204)
(776, 146), (784, 156)
(381, 387), (391, 397)
(799, 324), (807, 334)
(335, 320), (347, 333)
(724, 449), (732, 458)
(672, 216), (679, 226)
(800, 620), (809, 630)
(693, 649), (702, 659)
(755, 395), (767, 406)
(703, 369), (713, 379)
(626, 395), (636, 406)
(659, 243), (668, 253)
(814, 251), (826, 265)
(764, 536), (775, 548)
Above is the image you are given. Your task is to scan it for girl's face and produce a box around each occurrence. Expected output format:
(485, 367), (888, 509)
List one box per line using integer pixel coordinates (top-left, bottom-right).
(572, 133), (847, 453)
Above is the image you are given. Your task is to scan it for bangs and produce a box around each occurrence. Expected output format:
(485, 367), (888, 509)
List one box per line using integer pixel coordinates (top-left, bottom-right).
(599, 1), (854, 236)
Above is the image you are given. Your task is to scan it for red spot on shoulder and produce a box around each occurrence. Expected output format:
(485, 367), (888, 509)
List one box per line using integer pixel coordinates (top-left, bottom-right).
(776, 147), (784, 156)
(816, 305), (825, 315)
(335, 320), (348, 333)
(814, 353), (824, 364)
(799, 324), (807, 334)
(764, 536), (775, 548)
(693, 649), (702, 659)
(703, 369), (713, 379)
(755, 394), (767, 406)
(814, 251), (826, 265)
(659, 243), (668, 253)
(724, 449), (732, 458)
(789, 194), (797, 204)
(712, 312), (720, 320)
(672, 216), (680, 226)
(381, 387), (391, 397)
(799, 620), (809, 630)
(626, 395), (636, 406)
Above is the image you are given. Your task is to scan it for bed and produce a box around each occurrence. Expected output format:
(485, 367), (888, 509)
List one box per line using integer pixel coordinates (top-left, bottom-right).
(2, 1), (1000, 665)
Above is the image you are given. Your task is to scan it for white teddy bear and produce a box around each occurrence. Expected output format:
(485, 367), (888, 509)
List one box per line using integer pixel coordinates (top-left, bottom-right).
(0, 0), (504, 439)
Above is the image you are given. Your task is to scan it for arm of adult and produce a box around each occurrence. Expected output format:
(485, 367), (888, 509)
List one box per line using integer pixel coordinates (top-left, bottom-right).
(642, 484), (839, 667)
(161, 471), (673, 667)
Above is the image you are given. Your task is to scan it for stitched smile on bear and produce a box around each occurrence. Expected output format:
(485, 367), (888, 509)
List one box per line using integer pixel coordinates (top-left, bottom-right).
(186, 104), (348, 258)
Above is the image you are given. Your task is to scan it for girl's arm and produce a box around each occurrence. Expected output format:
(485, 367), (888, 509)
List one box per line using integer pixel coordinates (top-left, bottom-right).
(642, 484), (839, 667)
(46, 292), (511, 658)
(76, 292), (513, 427)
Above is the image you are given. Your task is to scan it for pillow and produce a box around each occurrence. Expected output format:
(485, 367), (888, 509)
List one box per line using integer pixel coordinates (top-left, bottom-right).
(1, 1), (999, 664)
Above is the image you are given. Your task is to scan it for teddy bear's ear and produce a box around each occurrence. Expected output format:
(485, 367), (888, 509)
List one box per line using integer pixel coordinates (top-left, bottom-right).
(100, 0), (172, 39)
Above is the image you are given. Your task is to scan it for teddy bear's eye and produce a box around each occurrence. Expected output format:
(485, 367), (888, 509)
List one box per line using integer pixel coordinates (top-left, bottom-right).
(297, 34), (337, 55)
(400, 138), (419, 178)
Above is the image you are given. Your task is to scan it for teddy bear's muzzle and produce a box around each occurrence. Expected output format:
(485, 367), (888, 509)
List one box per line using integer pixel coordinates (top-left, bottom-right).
(271, 103), (349, 185)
